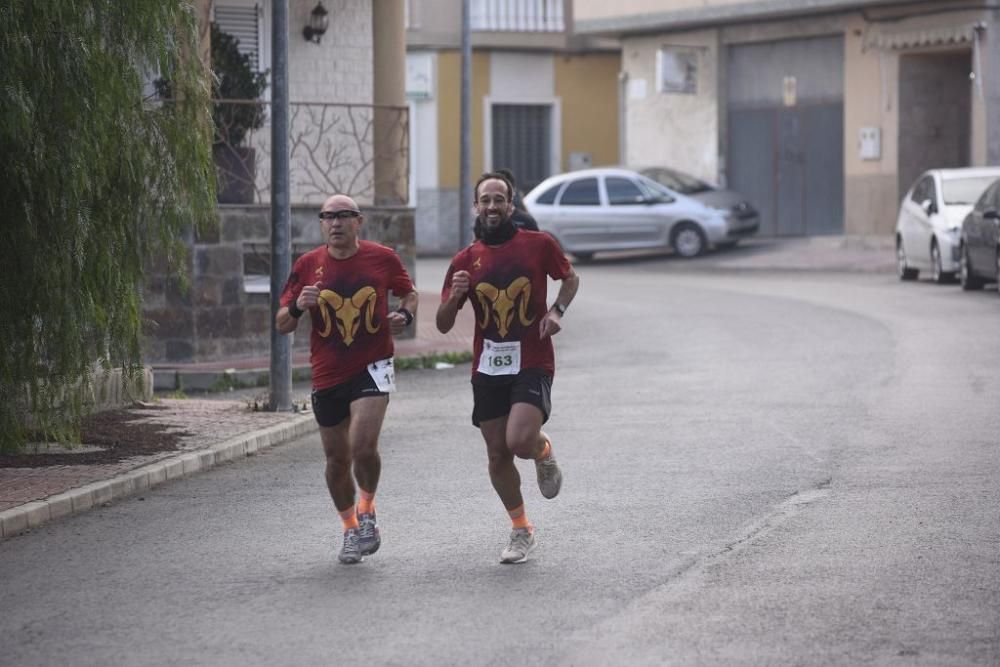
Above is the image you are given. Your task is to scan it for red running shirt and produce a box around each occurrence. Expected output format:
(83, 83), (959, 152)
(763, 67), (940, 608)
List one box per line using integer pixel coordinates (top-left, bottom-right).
(441, 230), (572, 379)
(281, 241), (414, 390)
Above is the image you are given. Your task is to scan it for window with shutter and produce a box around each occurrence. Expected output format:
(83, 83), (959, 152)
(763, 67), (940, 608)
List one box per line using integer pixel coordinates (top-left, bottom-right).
(214, 3), (262, 73)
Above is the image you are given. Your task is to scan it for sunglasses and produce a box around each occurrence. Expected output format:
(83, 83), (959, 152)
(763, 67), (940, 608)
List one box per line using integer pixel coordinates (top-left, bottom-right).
(318, 210), (361, 220)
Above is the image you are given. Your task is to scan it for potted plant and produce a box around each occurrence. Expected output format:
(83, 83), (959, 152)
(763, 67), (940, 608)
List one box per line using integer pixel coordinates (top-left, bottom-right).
(209, 22), (269, 204)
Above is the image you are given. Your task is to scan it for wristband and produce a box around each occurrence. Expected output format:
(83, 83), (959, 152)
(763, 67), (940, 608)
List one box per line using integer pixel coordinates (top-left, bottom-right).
(551, 302), (567, 316)
(396, 307), (414, 326)
(287, 301), (304, 318)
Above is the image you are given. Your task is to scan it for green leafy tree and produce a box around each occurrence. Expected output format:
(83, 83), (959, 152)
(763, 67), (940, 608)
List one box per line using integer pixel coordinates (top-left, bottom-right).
(0, 1), (217, 453)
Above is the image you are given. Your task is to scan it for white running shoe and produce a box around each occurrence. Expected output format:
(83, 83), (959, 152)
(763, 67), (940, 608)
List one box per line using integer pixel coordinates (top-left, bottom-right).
(500, 527), (536, 564)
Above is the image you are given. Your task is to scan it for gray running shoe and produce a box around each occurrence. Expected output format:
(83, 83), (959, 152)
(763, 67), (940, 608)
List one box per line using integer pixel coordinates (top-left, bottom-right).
(357, 511), (381, 556)
(500, 527), (536, 564)
(535, 434), (563, 499)
(338, 527), (363, 564)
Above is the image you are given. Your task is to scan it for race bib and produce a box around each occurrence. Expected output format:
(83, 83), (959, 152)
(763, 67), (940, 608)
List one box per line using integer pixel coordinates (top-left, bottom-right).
(477, 340), (521, 376)
(368, 357), (396, 393)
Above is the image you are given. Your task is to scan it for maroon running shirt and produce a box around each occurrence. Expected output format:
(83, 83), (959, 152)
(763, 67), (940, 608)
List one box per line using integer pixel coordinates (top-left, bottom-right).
(441, 230), (572, 379)
(281, 241), (414, 390)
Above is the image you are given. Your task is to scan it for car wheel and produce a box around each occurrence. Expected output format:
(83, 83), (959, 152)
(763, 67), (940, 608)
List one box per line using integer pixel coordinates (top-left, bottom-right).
(671, 222), (706, 258)
(896, 238), (918, 280)
(959, 243), (984, 291)
(930, 242), (954, 284)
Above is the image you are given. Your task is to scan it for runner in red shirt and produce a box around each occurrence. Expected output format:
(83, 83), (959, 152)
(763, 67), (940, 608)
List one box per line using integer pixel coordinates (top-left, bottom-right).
(277, 194), (418, 564)
(437, 173), (580, 564)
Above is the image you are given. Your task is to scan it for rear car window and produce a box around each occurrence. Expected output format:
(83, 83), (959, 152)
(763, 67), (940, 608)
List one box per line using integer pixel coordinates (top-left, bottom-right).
(943, 176), (999, 205)
(535, 183), (562, 205)
(558, 178), (600, 206)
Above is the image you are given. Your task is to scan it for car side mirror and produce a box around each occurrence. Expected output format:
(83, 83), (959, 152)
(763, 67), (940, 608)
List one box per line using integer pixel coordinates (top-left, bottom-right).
(920, 198), (936, 215)
(984, 208), (1000, 220)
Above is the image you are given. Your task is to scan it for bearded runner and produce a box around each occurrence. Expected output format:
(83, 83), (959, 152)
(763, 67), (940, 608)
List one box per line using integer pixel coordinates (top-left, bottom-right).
(437, 172), (580, 564)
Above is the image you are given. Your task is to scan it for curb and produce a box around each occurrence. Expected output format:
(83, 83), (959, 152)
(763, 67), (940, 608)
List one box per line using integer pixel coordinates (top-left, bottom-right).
(0, 414), (319, 540)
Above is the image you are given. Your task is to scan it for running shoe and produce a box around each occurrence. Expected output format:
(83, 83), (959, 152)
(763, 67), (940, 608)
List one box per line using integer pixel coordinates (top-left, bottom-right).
(500, 527), (536, 564)
(338, 527), (363, 564)
(357, 511), (381, 556)
(534, 432), (563, 499)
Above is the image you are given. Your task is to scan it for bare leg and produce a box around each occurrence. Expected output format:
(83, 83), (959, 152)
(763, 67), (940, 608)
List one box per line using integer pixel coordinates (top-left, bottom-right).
(478, 415), (523, 511)
(505, 402), (546, 460)
(319, 420), (354, 511)
(348, 395), (388, 494)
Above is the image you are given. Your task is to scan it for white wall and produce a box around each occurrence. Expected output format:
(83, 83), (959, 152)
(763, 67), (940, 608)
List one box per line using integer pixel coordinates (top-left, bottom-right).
(622, 30), (719, 181)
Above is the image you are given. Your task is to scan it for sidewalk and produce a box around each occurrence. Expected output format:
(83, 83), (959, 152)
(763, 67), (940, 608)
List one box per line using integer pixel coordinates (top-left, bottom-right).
(0, 239), (893, 539)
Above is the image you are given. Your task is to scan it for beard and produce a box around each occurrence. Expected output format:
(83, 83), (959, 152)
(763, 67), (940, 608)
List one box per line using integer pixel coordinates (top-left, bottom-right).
(477, 212), (517, 245)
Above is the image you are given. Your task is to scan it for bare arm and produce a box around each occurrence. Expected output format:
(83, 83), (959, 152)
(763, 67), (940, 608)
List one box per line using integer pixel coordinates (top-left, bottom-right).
(436, 270), (470, 333)
(275, 282), (321, 335)
(386, 290), (419, 335)
(539, 267), (580, 339)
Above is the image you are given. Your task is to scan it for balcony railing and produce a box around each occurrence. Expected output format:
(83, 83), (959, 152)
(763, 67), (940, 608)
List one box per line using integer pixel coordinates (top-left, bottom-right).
(471, 0), (565, 33)
(213, 100), (409, 206)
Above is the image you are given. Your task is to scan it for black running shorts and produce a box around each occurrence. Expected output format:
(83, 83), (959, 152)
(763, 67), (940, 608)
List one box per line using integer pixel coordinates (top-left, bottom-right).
(311, 369), (388, 428)
(471, 369), (552, 427)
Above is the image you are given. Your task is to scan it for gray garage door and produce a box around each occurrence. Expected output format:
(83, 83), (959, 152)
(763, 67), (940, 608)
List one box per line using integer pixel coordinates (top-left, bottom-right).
(727, 36), (844, 236)
(492, 104), (552, 193)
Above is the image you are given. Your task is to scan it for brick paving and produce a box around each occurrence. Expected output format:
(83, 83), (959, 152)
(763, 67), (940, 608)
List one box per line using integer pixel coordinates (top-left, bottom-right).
(0, 399), (307, 511)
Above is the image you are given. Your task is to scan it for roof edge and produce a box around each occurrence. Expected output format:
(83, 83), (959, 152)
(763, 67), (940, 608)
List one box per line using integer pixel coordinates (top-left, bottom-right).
(574, 0), (921, 36)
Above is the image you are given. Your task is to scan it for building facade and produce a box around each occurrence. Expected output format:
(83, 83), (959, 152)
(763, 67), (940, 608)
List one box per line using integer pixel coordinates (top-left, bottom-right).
(144, 0), (415, 366)
(407, 0), (621, 253)
(575, 0), (1000, 237)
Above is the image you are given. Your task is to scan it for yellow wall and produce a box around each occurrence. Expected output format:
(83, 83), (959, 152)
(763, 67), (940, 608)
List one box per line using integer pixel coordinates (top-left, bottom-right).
(554, 52), (621, 170)
(436, 50), (490, 190)
(473, 52), (490, 185)
(437, 51), (460, 189)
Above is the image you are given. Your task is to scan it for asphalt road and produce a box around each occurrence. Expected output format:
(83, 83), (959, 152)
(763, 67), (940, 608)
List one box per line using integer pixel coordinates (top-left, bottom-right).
(2, 261), (998, 666)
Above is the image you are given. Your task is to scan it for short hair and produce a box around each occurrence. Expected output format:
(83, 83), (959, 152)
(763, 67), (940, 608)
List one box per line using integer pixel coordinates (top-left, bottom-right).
(474, 171), (514, 201)
(495, 168), (517, 189)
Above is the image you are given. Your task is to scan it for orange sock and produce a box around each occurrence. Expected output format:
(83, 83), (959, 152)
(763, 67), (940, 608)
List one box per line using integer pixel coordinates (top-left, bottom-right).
(507, 504), (532, 531)
(535, 437), (551, 461)
(358, 488), (376, 515)
(338, 505), (359, 531)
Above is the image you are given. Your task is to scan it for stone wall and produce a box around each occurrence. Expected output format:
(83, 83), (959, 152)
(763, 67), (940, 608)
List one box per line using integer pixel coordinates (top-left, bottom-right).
(143, 204), (416, 365)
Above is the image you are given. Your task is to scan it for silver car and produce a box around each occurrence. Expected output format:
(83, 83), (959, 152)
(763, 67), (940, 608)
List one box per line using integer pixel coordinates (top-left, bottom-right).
(523, 167), (757, 260)
(637, 165), (761, 246)
(895, 167), (1000, 283)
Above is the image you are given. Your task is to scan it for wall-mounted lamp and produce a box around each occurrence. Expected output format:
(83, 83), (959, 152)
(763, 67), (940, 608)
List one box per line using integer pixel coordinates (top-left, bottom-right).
(303, 2), (329, 44)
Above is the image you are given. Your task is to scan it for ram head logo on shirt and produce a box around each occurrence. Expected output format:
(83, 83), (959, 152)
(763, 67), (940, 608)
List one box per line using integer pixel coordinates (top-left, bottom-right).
(317, 286), (380, 346)
(474, 277), (534, 337)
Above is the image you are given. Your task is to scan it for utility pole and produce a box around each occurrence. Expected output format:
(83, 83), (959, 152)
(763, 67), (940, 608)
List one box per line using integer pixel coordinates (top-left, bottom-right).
(459, 0), (472, 248)
(269, 0), (292, 411)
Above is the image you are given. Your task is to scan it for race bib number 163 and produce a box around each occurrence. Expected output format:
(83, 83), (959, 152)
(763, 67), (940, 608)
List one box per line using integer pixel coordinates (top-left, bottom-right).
(477, 340), (521, 376)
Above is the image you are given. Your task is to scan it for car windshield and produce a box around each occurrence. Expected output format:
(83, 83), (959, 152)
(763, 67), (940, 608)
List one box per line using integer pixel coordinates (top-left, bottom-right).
(643, 168), (712, 194)
(942, 176), (998, 205)
(634, 175), (676, 202)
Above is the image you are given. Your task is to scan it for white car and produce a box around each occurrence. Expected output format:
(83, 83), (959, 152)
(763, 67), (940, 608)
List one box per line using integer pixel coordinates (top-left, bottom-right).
(895, 167), (1000, 283)
(523, 168), (755, 259)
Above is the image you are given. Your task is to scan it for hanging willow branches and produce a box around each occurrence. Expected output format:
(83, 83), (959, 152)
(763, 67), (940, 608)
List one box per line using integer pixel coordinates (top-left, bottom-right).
(0, 1), (217, 453)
